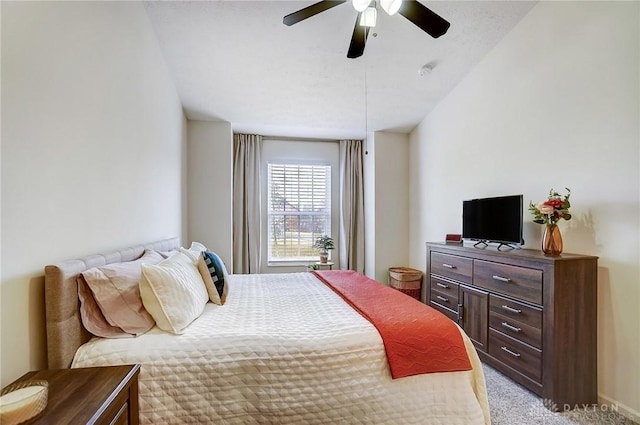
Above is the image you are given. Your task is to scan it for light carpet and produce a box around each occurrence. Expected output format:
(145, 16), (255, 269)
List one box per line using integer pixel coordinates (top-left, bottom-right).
(483, 363), (638, 425)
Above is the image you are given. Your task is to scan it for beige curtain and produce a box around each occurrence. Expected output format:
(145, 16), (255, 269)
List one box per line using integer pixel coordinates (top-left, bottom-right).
(339, 139), (365, 273)
(232, 133), (262, 274)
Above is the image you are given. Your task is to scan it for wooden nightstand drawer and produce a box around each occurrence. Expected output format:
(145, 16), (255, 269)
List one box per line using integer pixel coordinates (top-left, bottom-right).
(489, 294), (542, 349)
(6, 365), (140, 425)
(473, 260), (542, 305)
(430, 252), (472, 284)
(489, 328), (541, 383)
(111, 402), (129, 425)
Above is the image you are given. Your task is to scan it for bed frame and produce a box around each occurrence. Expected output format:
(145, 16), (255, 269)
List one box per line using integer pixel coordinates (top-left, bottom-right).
(44, 237), (180, 369)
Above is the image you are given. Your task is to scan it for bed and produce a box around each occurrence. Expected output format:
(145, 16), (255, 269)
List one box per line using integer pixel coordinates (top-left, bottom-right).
(44, 237), (491, 424)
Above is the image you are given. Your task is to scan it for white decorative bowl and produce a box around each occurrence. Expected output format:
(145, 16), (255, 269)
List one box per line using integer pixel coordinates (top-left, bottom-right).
(0, 380), (48, 425)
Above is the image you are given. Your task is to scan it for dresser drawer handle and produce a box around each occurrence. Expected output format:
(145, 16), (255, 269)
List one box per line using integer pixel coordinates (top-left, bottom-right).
(436, 282), (450, 289)
(501, 305), (522, 314)
(442, 263), (456, 269)
(492, 275), (511, 283)
(436, 295), (449, 303)
(501, 322), (522, 332)
(501, 346), (521, 358)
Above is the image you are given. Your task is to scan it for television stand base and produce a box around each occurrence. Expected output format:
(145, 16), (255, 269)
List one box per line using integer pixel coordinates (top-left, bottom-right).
(472, 240), (521, 250)
(496, 243), (520, 251)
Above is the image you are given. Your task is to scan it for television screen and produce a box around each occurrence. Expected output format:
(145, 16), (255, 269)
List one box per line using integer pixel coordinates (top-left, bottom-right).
(462, 195), (524, 246)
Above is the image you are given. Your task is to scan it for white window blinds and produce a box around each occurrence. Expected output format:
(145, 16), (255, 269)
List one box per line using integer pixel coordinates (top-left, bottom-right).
(267, 163), (331, 261)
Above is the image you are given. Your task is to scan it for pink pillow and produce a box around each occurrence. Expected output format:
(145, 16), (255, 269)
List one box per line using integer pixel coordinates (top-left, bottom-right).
(78, 249), (165, 337)
(78, 274), (130, 338)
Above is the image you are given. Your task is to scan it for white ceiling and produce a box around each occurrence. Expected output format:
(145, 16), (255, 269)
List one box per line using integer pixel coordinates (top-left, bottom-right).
(144, 1), (537, 139)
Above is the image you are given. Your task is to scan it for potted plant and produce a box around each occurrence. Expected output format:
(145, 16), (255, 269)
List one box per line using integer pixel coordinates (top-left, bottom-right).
(313, 235), (335, 264)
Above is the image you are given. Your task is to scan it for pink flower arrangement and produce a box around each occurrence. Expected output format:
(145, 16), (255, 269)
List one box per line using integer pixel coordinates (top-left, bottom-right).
(529, 188), (572, 225)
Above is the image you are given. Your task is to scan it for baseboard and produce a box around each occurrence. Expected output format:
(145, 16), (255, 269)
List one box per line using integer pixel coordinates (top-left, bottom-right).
(598, 393), (640, 423)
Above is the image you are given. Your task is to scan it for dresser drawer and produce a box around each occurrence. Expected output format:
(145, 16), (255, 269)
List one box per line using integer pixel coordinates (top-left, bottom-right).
(429, 301), (458, 323)
(490, 294), (542, 349)
(430, 286), (459, 311)
(430, 252), (472, 284)
(473, 260), (542, 305)
(489, 328), (541, 383)
(430, 275), (459, 299)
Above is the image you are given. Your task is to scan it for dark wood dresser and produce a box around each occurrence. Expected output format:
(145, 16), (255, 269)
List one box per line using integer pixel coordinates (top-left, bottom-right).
(425, 242), (598, 408)
(7, 364), (139, 425)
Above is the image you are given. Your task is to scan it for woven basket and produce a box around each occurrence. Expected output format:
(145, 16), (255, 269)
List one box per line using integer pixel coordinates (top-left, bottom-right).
(389, 267), (423, 300)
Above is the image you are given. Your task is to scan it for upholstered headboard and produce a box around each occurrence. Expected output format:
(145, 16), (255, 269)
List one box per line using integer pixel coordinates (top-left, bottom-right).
(44, 237), (180, 369)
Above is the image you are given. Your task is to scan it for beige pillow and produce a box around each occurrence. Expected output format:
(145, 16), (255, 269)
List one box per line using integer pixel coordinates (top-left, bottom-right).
(140, 251), (209, 334)
(79, 249), (163, 337)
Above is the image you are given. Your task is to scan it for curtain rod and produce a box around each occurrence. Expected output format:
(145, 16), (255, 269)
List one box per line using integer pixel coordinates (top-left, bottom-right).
(234, 133), (363, 143)
(261, 135), (340, 143)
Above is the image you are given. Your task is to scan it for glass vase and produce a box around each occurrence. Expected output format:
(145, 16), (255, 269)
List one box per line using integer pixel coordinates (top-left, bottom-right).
(542, 224), (563, 256)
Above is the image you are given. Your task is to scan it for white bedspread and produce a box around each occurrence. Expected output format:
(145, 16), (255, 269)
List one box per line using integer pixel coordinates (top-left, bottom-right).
(72, 272), (491, 424)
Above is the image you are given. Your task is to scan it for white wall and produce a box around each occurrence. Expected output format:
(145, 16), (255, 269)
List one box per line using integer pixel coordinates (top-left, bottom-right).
(370, 132), (410, 284)
(408, 1), (639, 418)
(1, 2), (186, 386)
(363, 133), (376, 278)
(187, 121), (233, 268)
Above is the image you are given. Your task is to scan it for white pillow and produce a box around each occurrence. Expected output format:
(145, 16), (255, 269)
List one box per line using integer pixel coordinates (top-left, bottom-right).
(180, 247), (201, 263)
(179, 241), (207, 264)
(181, 243), (230, 278)
(139, 251), (209, 334)
(190, 241), (207, 252)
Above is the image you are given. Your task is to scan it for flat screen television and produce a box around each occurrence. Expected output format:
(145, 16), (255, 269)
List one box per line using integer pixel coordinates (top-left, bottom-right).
(462, 194), (524, 247)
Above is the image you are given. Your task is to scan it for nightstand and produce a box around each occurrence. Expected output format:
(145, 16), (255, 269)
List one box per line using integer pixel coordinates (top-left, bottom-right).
(315, 261), (334, 270)
(5, 364), (140, 425)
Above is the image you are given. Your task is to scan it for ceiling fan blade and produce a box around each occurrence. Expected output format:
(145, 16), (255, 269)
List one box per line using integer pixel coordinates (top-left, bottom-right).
(347, 14), (370, 59)
(398, 0), (450, 38)
(283, 1), (347, 26)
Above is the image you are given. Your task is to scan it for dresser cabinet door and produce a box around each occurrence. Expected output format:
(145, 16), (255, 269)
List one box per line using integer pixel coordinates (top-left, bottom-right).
(459, 284), (488, 352)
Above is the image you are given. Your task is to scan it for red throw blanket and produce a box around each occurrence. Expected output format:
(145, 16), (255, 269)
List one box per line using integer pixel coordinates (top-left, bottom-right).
(313, 270), (471, 379)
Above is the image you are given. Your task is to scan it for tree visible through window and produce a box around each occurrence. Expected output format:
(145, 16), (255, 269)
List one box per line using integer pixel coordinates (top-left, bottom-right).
(268, 163), (331, 261)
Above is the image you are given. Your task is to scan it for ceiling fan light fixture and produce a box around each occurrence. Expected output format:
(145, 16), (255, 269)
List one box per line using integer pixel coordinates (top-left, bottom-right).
(352, 0), (372, 12)
(359, 6), (377, 27)
(380, 0), (402, 16)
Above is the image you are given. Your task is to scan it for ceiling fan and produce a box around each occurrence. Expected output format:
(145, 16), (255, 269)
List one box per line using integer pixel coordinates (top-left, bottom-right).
(283, 0), (450, 59)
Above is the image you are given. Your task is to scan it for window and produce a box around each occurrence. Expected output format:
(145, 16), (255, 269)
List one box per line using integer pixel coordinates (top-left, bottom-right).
(268, 163), (331, 262)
